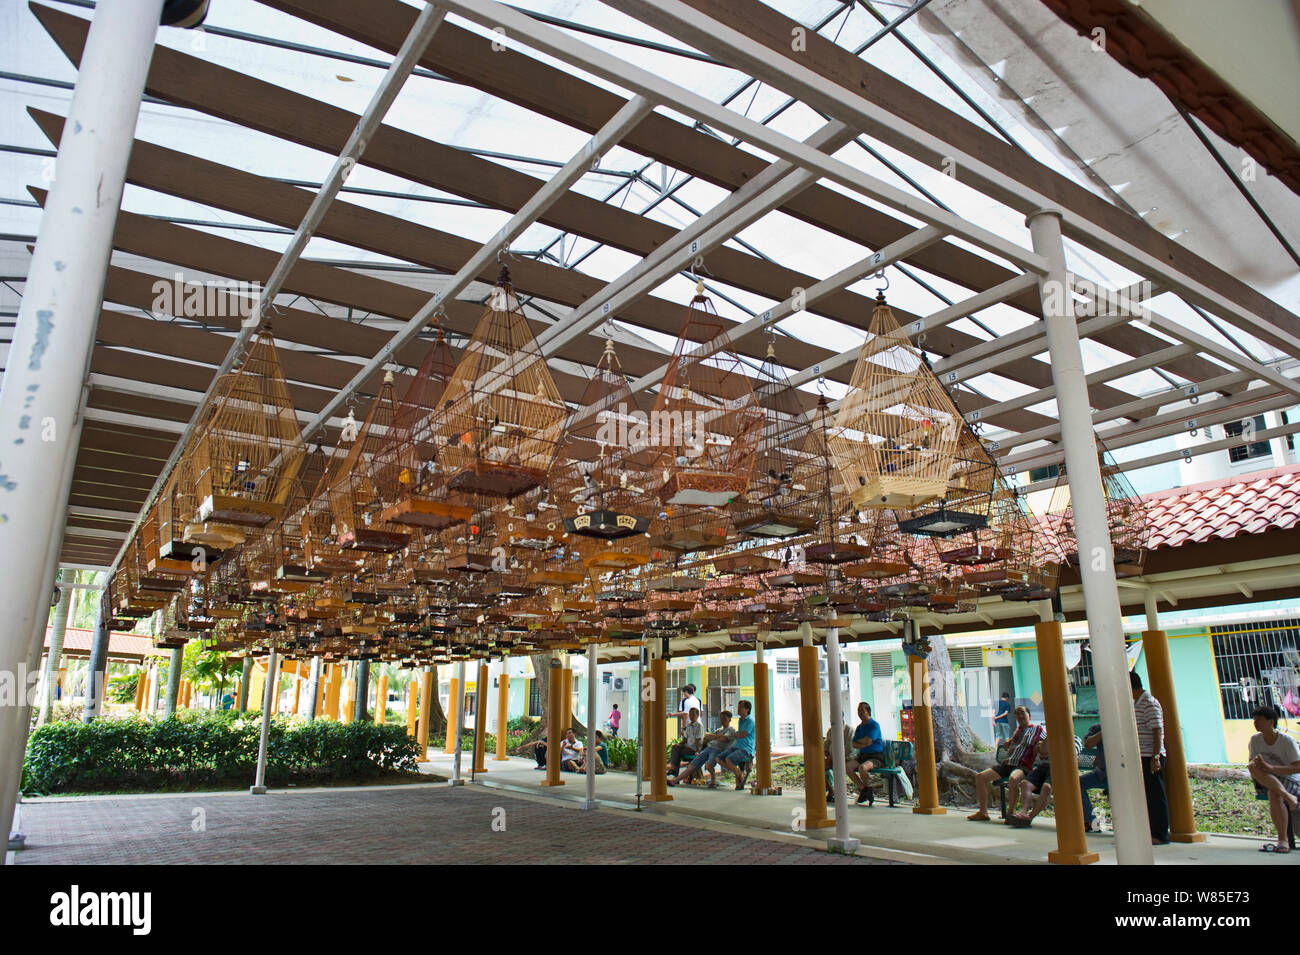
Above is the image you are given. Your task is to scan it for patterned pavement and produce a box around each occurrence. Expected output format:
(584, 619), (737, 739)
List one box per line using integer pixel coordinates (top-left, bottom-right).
(13, 784), (894, 865)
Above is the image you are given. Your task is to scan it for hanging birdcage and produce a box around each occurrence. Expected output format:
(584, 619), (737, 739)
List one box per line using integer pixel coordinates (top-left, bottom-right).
(731, 342), (824, 539)
(1042, 439), (1150, 576)
(374, 325), (476, 531)
(431, 268), (567, 499)
(186, 331), (306, 535)
(326, 373), (411, 554)
(651, 286), (764, 507)
(892, 408), (997, 538)
(832, 292), (963, 510)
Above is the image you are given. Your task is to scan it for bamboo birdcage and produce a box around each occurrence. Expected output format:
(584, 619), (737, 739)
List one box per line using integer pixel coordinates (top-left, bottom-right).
(831, 292), (963, 510)
(651, 286), (764, 507)
(730, 342), (823, 539)
(1042, 440), (1150, 576)
(430, 268), (567, 500)
(327, 373), (411, 554)
(187, 331), (306, 533)
(374, 326), (476, 531)
(556, 340), (657, 571)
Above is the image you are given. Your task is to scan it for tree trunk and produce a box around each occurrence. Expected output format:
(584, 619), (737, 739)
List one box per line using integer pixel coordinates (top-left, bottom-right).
(427, 679), (448, 737)
(926, 631), (974, 763)
(514, 650), (584, 751)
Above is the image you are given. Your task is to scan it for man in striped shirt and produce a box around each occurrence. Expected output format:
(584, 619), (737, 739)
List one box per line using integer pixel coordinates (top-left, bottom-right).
(1131, 671), (1170, 845)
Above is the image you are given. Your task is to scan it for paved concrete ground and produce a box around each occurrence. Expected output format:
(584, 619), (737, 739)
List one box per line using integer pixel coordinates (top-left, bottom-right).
(424, 753), (1295, 866)
(10, 782), (889, 865)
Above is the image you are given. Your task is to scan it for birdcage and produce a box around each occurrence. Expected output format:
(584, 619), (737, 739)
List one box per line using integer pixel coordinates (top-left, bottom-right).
(731, 344), (824, 539)
(431, 268), (567, 500)
(187, 331), (306, 533)
(1042, 440), (1150, 576)
(325, 373), (411, 555)
(831, 292), (963, 510)
(651, 286), (764, 507)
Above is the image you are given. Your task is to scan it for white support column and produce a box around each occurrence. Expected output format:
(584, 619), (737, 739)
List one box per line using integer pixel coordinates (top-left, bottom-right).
(583, 642), (599, 811)
(0, 0), (164, 855)
(824, 622), (859, 854)
(250, 649), (278, 794)
(1028, 208), (1152, 866)
(451, 659), (466, 786)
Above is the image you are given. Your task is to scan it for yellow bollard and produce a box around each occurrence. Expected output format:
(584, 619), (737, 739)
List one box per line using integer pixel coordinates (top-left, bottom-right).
(910, 650), (946, 815)
(473, 663), (489, 773)
(1035, 621), (1098, 864)
(375, 672), (388, 725)
(541, 660), (565, 788)
(1143, 629), (1205, 843)
(495, 671), (510, 761)
(645, 656), (673, 802)
(444, 674), (459, 754)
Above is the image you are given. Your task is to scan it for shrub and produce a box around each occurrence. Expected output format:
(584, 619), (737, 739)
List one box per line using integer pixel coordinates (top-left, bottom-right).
(606, 737), (639, 770)
(22, 711), (421, 794)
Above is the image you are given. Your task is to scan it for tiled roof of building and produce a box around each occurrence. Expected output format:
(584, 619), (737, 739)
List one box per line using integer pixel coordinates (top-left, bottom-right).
(42, 626), (154, 660)
(1142, 463), (1300, 550)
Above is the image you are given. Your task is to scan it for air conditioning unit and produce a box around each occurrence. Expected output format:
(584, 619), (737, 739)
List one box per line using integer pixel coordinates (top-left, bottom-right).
(612, 677), (627, 691)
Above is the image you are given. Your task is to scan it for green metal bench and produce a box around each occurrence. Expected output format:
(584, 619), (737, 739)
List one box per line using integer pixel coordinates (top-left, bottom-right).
(868, 740), (913, 807)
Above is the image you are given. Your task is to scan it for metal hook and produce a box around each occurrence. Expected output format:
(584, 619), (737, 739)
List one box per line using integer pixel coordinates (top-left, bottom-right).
(873, 268), (890, 294)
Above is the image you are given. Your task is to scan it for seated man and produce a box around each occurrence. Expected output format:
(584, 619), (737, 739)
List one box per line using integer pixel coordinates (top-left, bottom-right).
(968, 706), (1044, 821)
(716, 700), (757, 790)
(1009, 739), (1052, 827)
(559, 728), (584, 773)
(847, 701), (886, 806)
(1079, 723), (1107, 832)
(1247, 704), (1300, 853)
(670, 710), (735, 788)
(668, 707), (705, 776)
(519, 733), (547, 769)
(573, 730), (608, 775)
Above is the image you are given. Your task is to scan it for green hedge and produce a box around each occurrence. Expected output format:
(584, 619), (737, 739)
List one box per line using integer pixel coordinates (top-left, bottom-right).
(22, 711), (421, 794)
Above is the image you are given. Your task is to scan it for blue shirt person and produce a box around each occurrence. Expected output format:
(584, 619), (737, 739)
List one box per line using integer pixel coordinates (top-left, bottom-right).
(717, 699), (757, 790)
(849, 701), (887, 805)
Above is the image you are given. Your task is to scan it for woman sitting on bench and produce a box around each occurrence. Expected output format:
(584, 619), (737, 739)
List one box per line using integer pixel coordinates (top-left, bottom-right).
(1248, 704), (1300, 854)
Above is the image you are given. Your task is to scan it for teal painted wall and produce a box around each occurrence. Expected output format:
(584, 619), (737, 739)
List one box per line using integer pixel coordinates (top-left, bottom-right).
(1133, 631), (1228, 764)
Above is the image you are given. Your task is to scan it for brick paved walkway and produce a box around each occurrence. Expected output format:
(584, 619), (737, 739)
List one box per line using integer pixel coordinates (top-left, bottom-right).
(13, 784), (894, 865)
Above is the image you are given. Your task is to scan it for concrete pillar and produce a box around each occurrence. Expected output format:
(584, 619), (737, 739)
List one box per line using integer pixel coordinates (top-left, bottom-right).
(583, 642), (598, 810)
(797, 636), (832, 828)
(304, 656), (321, 721)
(472, 661), (489, 774)
(452, 660), (467, 784)
(163, 644), (183, 717)
(908, 621), (945, 815)
(1142, 626), (1204, 843)
(82, 595), (111, 723)
(494, 666), (510, 760)
(753, 639), (777, 795)
(354, 660), (369, 723)
(646, 654), (672, 802)
(374, 671), (388, 724)
(237, 656), (254, 712)
(1035, 618), (1099, 864)
(37, 571), (74, 725)
(250, 649), (278, 794)
(825, 624), (859, 852)
(1029, 208), (1150, 865)
(541, 658), (565, 788)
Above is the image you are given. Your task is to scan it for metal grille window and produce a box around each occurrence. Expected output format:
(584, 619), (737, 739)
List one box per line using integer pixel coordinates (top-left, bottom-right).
(777, 722), (798, 745)
(775, 659), (800, 674)
(1210, 620), (1300, 719)
(950, 647), (984, 667)
(528, 679), (542, 717)
(871, 654), (893, 677)
(707, 664), (739, 687)
(1069, 643), (1095, 691)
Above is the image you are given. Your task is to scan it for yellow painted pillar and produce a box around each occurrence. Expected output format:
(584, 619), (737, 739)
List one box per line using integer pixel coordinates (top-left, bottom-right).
(495, 669), (510, 760)
(473, 662), (489, 773)
(909, 644), (946, 815)
(646, 655), (673, 802)
(291, 673), (301, 715)
(444, 673), (460, 754)
(374, 672), (388, 725)
(341, 662), (355, 722)
(1143, 629), (1204, 843)
(753, 642), (776, 795)
(541, 660), (565, 788)
(561, 663), (573, 734)
(797, 644), (832, 827)
(406, 675), (418, 740)
(1035, 620), (1099, 864)
(134, 665), (147, 712)
(417, 668), (433, 759)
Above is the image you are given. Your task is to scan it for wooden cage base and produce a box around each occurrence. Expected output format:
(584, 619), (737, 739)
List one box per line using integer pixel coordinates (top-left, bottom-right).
(380, 497), (474, 529)
(850, 476), (947, 510)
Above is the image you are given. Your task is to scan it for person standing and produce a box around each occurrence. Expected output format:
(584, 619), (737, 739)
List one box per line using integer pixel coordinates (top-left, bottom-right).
(607, 703), (621, 738)
(1131, 671), (1169, 845)
(993, 692), (1012, 744)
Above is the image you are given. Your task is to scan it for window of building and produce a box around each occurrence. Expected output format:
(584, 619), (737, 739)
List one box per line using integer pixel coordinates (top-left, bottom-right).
(1029, 463), (1061, 483)
(775, 659), (800, 675)
(1210, 620), (1300, 720)
(528, 679), (542, 718)
(1225, 413), (1293, 464)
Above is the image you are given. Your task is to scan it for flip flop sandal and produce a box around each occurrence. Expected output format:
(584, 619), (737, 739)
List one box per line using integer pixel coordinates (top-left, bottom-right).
(1260, 843), (1291, 853)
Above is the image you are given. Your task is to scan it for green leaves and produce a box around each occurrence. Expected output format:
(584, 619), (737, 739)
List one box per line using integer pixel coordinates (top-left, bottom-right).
(22, 711), (421, 794)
